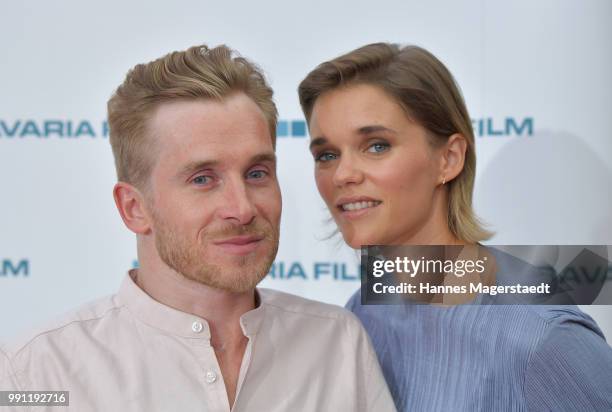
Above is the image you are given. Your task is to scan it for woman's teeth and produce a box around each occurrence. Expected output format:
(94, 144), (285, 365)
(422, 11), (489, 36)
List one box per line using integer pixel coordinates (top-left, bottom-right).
(341, 201), (381, 211)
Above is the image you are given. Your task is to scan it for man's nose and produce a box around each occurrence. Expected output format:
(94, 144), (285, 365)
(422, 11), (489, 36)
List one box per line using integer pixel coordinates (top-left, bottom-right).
(218, 178), (257, 225)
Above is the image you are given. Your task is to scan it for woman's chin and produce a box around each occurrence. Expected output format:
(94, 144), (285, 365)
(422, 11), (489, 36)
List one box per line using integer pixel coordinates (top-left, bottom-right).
(342, 233), (376, 249)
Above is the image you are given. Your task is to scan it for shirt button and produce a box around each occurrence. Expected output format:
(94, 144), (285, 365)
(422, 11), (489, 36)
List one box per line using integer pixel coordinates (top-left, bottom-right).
(192, 321), (203, 333)
(206, 371), (217, 383)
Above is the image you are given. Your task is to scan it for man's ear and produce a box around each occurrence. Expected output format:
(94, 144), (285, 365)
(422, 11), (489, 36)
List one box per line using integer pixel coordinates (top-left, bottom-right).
(113, 182), (152, 235)
(438, 133), (467, 185)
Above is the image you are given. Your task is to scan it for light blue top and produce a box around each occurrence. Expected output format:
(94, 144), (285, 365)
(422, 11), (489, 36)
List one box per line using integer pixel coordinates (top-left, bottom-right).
(347, 297), (612, 411)
(348, 247), (612, 412)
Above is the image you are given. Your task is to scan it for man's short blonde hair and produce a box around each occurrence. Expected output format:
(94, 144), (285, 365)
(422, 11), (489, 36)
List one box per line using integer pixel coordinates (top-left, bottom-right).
(108, 44), (277, 189)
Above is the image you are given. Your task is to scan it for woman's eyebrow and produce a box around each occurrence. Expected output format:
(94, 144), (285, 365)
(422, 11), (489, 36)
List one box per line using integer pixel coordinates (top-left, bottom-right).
(357, 125), (397, 135)
(309, 125), (397, 151)
(309, 136), (328, 151)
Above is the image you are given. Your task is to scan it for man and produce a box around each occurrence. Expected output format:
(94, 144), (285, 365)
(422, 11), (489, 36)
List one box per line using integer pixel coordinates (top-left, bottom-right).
(0, 44), (395, 411)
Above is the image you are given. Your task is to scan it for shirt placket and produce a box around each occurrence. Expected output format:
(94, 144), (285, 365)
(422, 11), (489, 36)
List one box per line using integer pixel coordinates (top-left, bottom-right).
(189, 320), (231, 412)
(230, 334), (256, 411)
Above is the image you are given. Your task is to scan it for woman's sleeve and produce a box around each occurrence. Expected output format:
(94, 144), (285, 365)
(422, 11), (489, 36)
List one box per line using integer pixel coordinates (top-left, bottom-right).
(524, 317), (612, 411)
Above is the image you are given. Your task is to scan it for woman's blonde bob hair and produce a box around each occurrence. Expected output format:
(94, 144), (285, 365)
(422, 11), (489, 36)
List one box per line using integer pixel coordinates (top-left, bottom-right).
(298, 43), (492, 243)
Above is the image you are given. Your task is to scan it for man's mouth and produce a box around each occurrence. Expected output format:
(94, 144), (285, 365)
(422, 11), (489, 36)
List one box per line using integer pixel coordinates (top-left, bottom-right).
(213, 235), (264, 255)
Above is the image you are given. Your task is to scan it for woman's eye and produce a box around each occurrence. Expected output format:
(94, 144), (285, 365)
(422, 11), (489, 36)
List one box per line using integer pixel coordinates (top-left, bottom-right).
(367, 142), (390, 153)
(315, 152), (337, 162)
(192, 175), (212, 185)
(247, 170), (268, 179)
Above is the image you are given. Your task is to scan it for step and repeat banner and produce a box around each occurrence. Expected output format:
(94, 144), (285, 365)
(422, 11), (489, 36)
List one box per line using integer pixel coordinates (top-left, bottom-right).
(1, 0), (611, 341)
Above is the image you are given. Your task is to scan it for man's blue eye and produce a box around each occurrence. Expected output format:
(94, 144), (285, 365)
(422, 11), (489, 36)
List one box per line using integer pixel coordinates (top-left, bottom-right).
(248, 170), (267, 179)
(367, 143), (390, 153)
(315, 152), (337, 162)
(193, 175), (211, 185)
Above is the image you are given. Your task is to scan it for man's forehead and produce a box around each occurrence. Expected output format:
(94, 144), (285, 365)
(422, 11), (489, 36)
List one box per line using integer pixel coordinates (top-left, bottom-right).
(159, 130), (274, 159)
(148, 97), (272, 154)
(151, 94), (266, 125)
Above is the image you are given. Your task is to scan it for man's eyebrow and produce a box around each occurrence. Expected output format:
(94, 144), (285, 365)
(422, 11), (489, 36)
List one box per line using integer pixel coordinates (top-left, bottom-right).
(178, 153), (276, 178)
(250, 152), (277, 165)
(178, 159), (219, 178)
(309, 137), (327, 151)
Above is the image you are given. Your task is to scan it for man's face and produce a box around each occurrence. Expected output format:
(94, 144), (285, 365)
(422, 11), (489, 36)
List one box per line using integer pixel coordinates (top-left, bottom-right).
(145, 94), (281, 293)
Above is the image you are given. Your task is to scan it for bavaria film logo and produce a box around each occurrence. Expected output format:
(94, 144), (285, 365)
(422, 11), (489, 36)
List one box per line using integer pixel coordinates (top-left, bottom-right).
(132, 259), (359, 281)
(0, 259), (29, 277)
(0, 118), (534, 139)
(0, 120), (105, 138)
(472, 117), (533, 137)
(267, 261), (359, 281)
(0, 120), (309, 139)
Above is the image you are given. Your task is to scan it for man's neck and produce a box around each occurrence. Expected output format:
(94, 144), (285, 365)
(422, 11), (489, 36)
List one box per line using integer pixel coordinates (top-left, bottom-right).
(132, 264), (255, 407)
(132, 265), (256, 347)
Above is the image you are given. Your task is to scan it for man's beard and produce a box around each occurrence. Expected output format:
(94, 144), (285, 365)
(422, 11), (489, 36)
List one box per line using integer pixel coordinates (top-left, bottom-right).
(152, 213), (278, 293)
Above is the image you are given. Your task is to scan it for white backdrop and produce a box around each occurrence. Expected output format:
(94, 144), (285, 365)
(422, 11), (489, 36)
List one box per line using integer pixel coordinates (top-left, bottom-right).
(1, 0), (611, 341)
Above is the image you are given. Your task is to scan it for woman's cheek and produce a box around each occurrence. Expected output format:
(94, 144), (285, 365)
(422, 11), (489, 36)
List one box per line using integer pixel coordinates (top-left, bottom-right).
(315, 169), (334, 203)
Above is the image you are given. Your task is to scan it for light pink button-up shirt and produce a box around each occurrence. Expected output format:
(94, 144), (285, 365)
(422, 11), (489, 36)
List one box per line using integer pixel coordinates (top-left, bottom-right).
(0, 273), (396, 412)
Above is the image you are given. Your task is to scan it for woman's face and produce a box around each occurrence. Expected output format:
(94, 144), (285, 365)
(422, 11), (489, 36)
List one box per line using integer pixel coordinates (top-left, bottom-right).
(309, 83), (447, 248)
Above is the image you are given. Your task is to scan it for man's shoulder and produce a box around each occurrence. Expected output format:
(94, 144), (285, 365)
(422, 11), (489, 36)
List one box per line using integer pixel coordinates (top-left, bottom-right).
(257, 288), (375, 358)
(0, 343), (18, 390)
(3, 293), (123, 360)
(0, 344), (11, 375)
(258, 288), (361, 325)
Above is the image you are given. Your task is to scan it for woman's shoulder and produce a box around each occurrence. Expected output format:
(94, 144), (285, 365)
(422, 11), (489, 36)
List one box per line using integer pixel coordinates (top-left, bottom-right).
(347, 285), (606, 345)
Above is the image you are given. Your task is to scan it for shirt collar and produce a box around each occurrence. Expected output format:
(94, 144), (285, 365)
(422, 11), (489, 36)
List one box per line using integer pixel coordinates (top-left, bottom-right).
(117, 271), (265, 339)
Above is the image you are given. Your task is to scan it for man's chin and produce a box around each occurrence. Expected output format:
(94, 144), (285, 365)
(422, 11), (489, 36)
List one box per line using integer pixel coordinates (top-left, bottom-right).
(185, 254), (273, 292)
(207, 271), (267, 294)
(179, 268), (263, 293)
(211, 249), (270, 268)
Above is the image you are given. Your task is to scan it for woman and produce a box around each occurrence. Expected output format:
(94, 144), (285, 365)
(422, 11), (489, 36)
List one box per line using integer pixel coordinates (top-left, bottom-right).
(298, 43), (612, 411)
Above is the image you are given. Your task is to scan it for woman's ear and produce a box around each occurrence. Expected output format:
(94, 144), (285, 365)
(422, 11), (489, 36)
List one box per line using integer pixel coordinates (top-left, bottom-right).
(113, 182), (152, 235)
(439, 133), (467, 185)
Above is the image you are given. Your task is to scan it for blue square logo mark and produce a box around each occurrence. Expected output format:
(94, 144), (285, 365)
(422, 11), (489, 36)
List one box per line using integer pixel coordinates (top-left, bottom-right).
(276, 121), (289, 137)
(291, 120), (307, 137)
